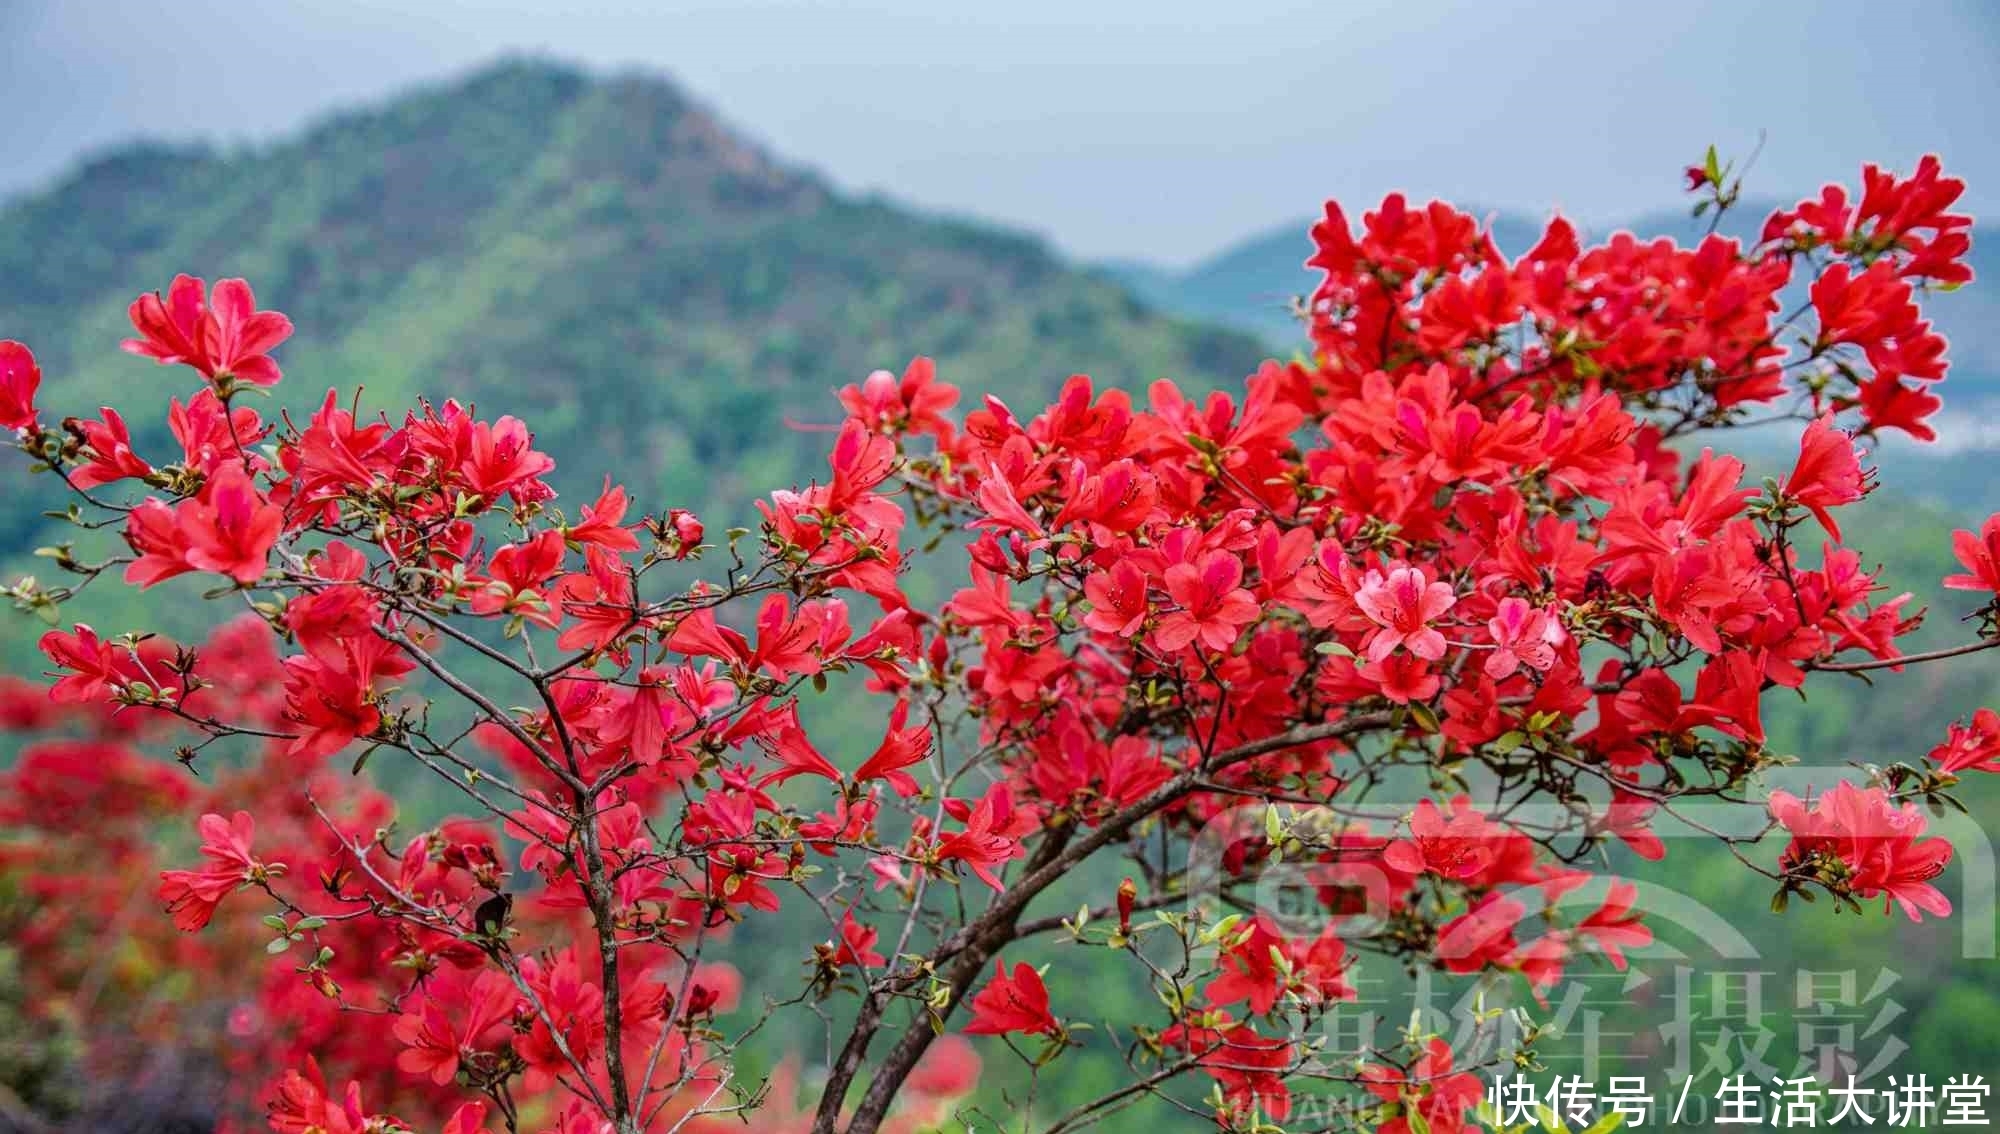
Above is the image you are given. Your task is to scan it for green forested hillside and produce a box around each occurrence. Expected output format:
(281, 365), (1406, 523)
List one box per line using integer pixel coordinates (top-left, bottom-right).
(0, 59), (1254, 561)
(0, 58), (1262, 676)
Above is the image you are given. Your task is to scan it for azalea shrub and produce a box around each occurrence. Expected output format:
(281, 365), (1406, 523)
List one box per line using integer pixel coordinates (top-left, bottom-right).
(0, 152), (1992, 1134)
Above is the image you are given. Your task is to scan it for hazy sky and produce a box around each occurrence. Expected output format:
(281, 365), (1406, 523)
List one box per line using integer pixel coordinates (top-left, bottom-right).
(3, 1), (1994, 267)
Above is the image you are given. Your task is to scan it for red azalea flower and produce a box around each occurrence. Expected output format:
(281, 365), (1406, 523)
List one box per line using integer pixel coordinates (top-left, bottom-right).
(1362, 1038), (1484, 1134)
(1384, 797), (1499, 880)
(443, 1103), (494, 1134)
(1355, 563), (1456, 661)
(963, 960), (1057, 1036)
(934, 782), (1031, 890)
(1357, 651), (1442, 704)
(1931, 708), (2000, 775)
(555, 546), (644, 656)
(123, 498), (198, 588)
(1153, 550), (1259, 652)
(170, 388), (270, 476)
(1081, 558), (1150, 638)
(906, 1035), (981, 1098)
(157, 811), (264, 932)
(391, 969), (516, 1086)
(830, 909), (885, 968)
(0, 340), (39, 431)
(281, 652), (381, 760)
(177, 465), (284, 585)
(202, 277), (294, 385)
(1856, 370), (1943, 441)
(1571, 880), (1653, 970)
(459, 414), (556, 503)
(1944, 514), (2000, 594)
(853, 698), (933, 796)
(1483, 596), (1565, 679)
(1435, 893), (1527, 974)
(70, 407), (155, 489)
(665, 507), (704, 554)
(1769, 781), (1953, 921)
(123, 275), (292, 385)
(754, 701), (843, 786)
(267, 1059), (379, 1134)
(39, 623), (145, 706)
(1782, 416), (1870, 539)
(839, 355), (958, 438)
(1162, 1013), (1295, 1122)
(566, 479), (642, 552)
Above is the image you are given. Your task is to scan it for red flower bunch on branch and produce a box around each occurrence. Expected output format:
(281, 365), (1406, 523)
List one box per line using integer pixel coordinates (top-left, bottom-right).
(0, 151), (1992, 1134)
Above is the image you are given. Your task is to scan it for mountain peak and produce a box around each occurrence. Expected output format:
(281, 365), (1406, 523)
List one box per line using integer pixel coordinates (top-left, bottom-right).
(452, 54), (596, 93)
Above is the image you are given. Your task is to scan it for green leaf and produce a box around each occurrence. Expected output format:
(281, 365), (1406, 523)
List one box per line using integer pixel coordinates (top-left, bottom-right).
(266, 937), (294, 954)
(1201, 913), (1244, 946)
(1582, 1113), (1627, 1134)
(1409, 701), (1441, 733)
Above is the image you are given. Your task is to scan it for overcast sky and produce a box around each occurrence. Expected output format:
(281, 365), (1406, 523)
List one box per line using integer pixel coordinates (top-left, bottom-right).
(3, 0), (1994, 267)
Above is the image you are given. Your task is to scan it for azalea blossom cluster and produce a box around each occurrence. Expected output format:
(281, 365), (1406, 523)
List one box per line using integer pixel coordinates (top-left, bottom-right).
(0, 154), (1993, 1134)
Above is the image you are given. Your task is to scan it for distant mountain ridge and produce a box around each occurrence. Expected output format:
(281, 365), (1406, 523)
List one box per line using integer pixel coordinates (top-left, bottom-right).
(0, 59), (1262, 561)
